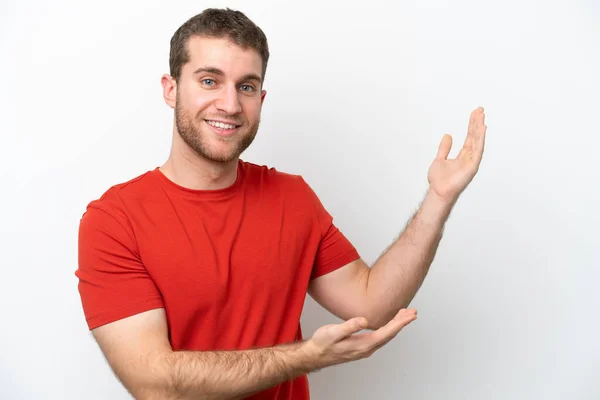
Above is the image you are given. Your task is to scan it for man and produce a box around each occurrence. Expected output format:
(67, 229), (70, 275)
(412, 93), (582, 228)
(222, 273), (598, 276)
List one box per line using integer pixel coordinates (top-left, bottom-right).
(75, 7), (487, 400)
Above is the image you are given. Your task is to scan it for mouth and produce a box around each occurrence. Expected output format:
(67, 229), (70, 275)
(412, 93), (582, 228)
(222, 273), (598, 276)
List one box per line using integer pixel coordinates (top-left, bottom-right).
(204, 119), (241, 137)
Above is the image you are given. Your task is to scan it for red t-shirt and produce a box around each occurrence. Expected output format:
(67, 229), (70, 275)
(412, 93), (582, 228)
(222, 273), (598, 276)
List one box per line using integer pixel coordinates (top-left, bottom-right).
(76, 159), (360, 399)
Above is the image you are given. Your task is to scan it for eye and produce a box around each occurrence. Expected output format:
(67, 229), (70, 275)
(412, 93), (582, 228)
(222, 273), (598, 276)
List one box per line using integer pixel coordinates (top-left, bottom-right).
(240, 84), (255, 92)
(201, 78), (215, 86)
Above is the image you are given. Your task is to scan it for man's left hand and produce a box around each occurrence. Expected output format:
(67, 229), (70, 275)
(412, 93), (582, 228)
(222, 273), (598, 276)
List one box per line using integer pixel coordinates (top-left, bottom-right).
(427, 107), (487, 205)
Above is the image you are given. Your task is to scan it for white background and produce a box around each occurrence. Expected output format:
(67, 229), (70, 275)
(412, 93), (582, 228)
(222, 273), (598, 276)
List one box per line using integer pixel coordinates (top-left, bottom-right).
(1, 0), (599, 399)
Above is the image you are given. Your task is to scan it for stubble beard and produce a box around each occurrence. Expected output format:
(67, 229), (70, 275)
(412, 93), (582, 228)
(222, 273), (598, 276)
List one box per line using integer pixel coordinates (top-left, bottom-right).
(174, 96), (260, 163)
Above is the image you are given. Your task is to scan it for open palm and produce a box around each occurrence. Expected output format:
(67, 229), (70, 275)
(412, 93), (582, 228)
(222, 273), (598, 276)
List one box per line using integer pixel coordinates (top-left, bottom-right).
(427, 107), (487, 203)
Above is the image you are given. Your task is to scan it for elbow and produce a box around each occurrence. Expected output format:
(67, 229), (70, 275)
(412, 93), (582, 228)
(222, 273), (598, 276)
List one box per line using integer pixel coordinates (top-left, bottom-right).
(128, 379), (181, 400)
(363, 309), (391, 330)
(151, 351), (189, 399)
(124, 353), (182, 400)
(127, 378), (176, 400)
(366, 303), (412, 330)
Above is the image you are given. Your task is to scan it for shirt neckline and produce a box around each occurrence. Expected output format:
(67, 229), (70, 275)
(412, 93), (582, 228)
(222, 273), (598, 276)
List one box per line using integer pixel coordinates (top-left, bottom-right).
(150, 159), (245, 201)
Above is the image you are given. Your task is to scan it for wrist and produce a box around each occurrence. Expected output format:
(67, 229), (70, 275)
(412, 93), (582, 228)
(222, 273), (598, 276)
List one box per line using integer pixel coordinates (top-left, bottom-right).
(419, 188), (455, 225)
(296, 340), (325, 372)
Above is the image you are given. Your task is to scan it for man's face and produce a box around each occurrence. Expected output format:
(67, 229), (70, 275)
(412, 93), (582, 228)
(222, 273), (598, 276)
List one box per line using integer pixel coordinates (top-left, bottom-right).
(172, 36), (266, 163)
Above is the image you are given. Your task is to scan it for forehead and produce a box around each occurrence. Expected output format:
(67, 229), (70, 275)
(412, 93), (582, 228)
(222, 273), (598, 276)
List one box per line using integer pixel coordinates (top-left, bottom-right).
(184, 36), (263, 79)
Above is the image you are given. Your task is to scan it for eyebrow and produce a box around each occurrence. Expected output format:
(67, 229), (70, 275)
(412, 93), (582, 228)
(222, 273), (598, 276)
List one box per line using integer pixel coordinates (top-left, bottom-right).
(193, 67), (263, 84)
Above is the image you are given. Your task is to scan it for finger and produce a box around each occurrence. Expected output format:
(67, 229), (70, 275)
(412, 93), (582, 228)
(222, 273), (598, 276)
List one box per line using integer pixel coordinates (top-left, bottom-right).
(475, 122), (487, 157)
(465, 108), (478, 141)
(331, 317), (369, 342)
(369, 309), (417, 345)
(475, 111), (487, 156)
(462, 107), (484, 154)
(467, 109), (475, 138)
(469, 106), (483, 124)
(435, 134), (453, 160)
(467, 108), (486, 158)
(368, 309), (418, 350)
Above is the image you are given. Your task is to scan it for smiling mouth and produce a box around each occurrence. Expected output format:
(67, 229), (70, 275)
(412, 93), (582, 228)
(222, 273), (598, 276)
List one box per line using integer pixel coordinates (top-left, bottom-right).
(205, 120), (240, 130)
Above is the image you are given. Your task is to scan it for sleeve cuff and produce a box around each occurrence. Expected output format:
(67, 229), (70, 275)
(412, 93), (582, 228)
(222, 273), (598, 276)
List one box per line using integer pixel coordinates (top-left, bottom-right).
(86, 297), (165, 330)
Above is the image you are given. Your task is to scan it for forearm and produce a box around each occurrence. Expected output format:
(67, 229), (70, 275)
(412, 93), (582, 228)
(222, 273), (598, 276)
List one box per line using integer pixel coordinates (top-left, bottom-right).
(366, 189), (453, 325)
(139, 341), (317, 400)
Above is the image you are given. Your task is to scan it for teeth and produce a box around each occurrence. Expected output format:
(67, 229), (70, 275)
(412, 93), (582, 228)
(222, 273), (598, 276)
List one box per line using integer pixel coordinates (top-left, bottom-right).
(207, 120), (236, 130)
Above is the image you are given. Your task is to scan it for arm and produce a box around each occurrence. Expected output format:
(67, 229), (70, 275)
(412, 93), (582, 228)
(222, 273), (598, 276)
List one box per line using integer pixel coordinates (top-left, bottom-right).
(92, 307), (417, 400)
(92, 308), (314, 400)
(364, 188), (451, 325)
(309, 107), (487, 329)
(308, 191), (449, 329)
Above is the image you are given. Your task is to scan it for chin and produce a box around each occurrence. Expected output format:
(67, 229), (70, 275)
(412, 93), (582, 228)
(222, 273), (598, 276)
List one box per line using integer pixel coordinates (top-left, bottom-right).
(180, 127), (255, 163)
(200, 144), (242, 163)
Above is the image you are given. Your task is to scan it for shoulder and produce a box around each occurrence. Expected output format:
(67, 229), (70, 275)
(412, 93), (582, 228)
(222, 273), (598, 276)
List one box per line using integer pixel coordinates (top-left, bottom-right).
(240, 160), (329, 223)
(80, 170), (156, 229)
(241, 160), (311, 195)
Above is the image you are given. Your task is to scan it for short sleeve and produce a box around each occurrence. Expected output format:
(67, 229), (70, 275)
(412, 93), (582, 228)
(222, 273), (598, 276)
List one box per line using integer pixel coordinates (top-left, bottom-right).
(301, 178), (360, 280)
(75, 195), (164, 330)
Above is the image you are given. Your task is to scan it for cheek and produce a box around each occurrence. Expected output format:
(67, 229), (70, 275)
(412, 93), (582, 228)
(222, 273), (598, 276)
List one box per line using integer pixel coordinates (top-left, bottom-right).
(191, 95), (214, 114)
(179, 89), (213, 114)
(242, 98), (262, 119)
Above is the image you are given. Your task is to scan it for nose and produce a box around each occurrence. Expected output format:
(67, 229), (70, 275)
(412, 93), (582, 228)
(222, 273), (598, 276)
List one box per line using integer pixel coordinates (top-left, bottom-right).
(215, 85), (242, 115)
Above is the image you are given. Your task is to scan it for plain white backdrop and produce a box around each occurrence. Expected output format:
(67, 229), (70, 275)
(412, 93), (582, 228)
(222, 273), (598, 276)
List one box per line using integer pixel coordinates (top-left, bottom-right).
(1, 0), (599, 399)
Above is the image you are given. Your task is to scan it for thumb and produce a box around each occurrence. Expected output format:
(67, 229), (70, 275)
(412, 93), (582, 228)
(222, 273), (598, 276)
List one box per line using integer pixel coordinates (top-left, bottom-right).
(331, 317), (368, 341)
(435, 134), (453, 160)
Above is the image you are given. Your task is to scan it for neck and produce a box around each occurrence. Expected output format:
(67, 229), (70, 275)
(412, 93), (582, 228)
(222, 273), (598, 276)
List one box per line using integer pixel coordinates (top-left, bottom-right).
(159, 144), (239, 191)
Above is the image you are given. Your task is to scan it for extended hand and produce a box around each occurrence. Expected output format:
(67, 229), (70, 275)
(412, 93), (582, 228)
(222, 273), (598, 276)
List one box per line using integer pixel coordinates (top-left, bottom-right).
(427, 107), (487, 204)
(302, 308), (417, 370)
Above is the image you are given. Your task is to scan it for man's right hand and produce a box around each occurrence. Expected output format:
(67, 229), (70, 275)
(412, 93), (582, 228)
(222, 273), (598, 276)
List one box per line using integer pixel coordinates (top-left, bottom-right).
(88, 307), (416, 399)
(302, 308), (418, 369)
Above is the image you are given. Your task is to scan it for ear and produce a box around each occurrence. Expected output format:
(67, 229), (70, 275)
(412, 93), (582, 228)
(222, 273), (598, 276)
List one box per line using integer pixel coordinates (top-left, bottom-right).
(260, 89), (267, 104)
(161, 74), (177, 109)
